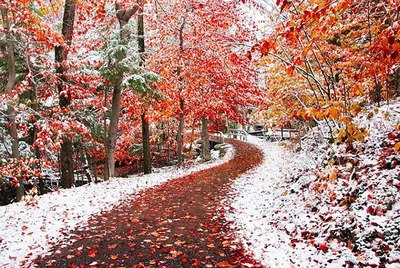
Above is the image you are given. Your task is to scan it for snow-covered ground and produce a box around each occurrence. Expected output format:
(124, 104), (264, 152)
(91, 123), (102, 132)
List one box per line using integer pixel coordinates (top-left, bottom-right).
(0, 145), (234, 268)
(225, 102), (400, 267)
(225, 136), (320, 267)
(1, 102), (399, 268)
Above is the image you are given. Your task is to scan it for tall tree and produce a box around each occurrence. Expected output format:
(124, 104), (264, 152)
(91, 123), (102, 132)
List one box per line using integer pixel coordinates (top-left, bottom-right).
(55, 0), (77, 188)
(104, 2), (138, 179)
(147, 0), (260, 163)
(0, 7), (23, 200)
(176, 20), (186, 167)
(0, 7), (19, 160)
(251, 0), (400, 144)
(137, 0), (152, 174)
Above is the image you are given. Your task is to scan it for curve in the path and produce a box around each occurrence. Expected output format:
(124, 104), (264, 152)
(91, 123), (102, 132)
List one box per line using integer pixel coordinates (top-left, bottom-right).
(35, 139), (263, 268)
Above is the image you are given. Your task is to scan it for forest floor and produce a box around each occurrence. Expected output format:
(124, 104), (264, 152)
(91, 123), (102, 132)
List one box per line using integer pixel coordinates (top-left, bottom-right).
(1, 101), (399, 268)
(0, 140), (236, 267)
(0, 140), (262, 267)
(27, 139), (263, 268)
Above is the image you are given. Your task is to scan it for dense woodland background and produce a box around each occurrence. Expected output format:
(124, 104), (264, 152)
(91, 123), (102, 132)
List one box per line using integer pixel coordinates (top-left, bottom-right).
(0, 0), (399, 202)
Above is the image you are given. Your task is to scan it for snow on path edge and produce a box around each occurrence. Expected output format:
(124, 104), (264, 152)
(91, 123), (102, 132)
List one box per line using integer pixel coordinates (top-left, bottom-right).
(0, 145), (235, 268)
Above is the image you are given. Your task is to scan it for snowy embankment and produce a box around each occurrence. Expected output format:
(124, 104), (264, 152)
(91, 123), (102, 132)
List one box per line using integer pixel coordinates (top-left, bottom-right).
(225, 136), (318, 267)
(226, 103), (400, 267)
(0, 145), (234, 268)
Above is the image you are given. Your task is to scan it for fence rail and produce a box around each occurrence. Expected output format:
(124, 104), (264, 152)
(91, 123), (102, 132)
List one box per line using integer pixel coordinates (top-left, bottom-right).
(210, 131), (225, 143)
(226, 129), (247, 141)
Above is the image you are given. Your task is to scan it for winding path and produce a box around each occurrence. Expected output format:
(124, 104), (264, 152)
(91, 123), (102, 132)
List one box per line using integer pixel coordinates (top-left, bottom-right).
(35, 139), (263, 267)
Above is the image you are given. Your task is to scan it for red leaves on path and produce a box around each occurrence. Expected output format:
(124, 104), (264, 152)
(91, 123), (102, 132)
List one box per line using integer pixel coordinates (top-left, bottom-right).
(35, 139), (263, 267)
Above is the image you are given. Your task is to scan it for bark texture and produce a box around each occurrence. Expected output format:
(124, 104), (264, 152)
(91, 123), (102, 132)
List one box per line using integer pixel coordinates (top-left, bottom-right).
(201, 116), (211, 161)
(55, 0), (76, 188)
(137, 0), (151, 174)
(1, 8), (23, 201)
(106, 84), (122, 178)
(177, 99), (184, 167)
(176, 20), (186, 167)
(141, 112), (151, 174)
(1, 8), (19, 160)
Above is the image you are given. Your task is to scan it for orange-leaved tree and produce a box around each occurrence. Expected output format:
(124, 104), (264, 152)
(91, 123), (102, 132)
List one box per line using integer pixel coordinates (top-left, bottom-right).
(252, 0), (399, 144)
(147, 0), (262, 162)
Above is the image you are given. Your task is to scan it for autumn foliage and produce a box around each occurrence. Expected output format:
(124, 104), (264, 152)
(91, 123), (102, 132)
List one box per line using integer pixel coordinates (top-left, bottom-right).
(0, 0), (260, 191)
(252, 0), (399, 144)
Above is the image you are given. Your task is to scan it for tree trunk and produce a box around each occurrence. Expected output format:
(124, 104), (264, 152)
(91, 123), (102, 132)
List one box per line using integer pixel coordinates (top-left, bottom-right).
(142, 111), (151, 174)
(1, 8), (20, 159)
(106, 85), (122, 177)
(60, 139), (74, 188)
(55, 0), (76, 188)
(176, 20), (186, 168)
(83, 150), (92, 183)
(167, 125), (171, 164)
(137, 0), (145, 62)
(104, 4), (138, 178)
(103, 87), (110, 180)
(31, 84), (44, 194)
(177, 99), (184, 167)
(86, 151), (97, 183)
(7, 106), (19, 159)
(16, 179), (24, 202)
(188, 121), (196, 157)
(201, 116), (211, 161)
(1, 8), (23, 200)
(137, 0), (152, 174)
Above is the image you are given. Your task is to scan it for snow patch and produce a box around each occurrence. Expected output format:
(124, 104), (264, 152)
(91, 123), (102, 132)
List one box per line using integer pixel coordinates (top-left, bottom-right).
(225, 101), (400, 267)
(0, 144), (234, 267)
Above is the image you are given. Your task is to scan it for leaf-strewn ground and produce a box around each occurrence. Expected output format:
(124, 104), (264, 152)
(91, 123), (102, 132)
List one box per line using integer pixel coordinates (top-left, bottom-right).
(35, 139), (263, 267)
(0, 142), (235, 267)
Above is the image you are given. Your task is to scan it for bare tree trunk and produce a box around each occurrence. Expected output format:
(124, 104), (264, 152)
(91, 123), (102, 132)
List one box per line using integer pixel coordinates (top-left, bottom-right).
(188, 121), (196, 159)
(106, 85), (121, 177)
(167, 128), (171, 165)
(7, 106), (19, 159)
(105, 4), (138, 178)
(31, 79), (44, 194)
(176, 21), (186, 167)
(59, 140), (74, 188)
(201, 116), (211, 161)
(177, 99), (184, 167)
(103, 87), (110, 180)
(137, 0), (145, 61)
(142, 111), (151, 174)
(137, 0), (151, 174)
(55, 0), (76, 188)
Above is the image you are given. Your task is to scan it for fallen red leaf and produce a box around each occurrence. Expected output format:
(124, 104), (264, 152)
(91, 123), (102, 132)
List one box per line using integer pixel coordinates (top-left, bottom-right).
(130, 218), (140, 224)
(388, 132), (396, 140)
(107, 244), (117, 250)
(217, 260), (230, 267)
(88, 249), (97, 258)
(366, 206), (375, 215)
(319, 243), (328, 252)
